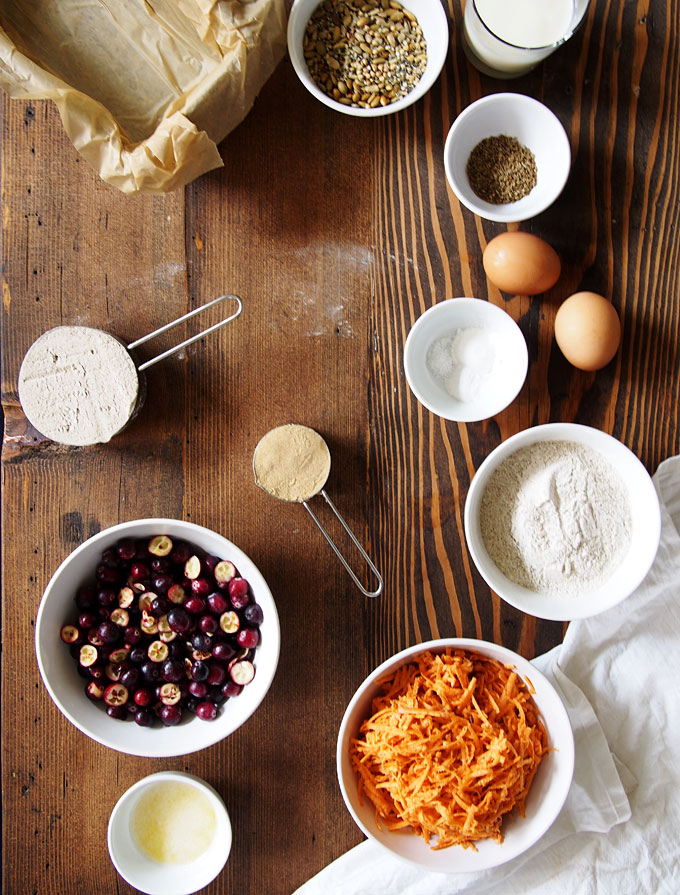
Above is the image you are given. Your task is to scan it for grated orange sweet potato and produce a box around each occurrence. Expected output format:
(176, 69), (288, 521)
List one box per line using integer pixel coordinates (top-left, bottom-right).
(350, 649), (549, 850)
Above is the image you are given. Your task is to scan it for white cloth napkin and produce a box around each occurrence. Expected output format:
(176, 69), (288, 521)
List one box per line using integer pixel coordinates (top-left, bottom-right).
(294, 456), (680, 895)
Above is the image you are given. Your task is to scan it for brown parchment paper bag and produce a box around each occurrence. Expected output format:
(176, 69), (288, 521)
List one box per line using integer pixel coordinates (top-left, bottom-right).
(0, 0), (287, 194)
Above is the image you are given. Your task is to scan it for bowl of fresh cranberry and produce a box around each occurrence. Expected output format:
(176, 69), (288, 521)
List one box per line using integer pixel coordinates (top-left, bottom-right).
(35, 519), (280, 757)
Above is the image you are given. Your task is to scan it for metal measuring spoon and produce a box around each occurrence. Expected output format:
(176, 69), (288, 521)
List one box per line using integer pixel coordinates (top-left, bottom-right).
(18, 294), (241, 446)
(253, 424), (383, 598)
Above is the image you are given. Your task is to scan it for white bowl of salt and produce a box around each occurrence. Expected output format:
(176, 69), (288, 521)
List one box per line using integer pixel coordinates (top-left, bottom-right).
(403, 297), (528, 422)
(464, 423), (661, 621)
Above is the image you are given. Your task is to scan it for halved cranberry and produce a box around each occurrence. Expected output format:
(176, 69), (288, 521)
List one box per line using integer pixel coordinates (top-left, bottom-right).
(147, 640), (169, 663)
(184, 555), (202, 579)
(138, 592), (156, 613)
(79, 644), (99, 667)
(148, 535), (173, 557)
(167, 583), (186, 604)
(118, 586), (134, 608)
(230, 660), (255, 685)
(108, 647), (130, 664)
(159, 683), (181, 705)
(86, 681), (104, 701)
(195, 701), (218, 721)
(60, 624), (81, 644)
(104, 683), (128, 706)
(214, 560), (236, 586)
(110, 608), (129, 627)
(219, 611), (240, 634)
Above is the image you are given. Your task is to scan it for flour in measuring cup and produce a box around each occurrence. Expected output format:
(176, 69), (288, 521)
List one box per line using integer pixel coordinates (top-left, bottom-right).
(479, 440), (632, 596)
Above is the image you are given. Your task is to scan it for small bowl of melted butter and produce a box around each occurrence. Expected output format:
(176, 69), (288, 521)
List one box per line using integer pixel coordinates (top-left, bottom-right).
(108, 771), (231, 895)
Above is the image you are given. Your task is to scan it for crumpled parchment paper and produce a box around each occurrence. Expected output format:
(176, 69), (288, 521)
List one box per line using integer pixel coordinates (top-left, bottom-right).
(0, 0), (287, 193)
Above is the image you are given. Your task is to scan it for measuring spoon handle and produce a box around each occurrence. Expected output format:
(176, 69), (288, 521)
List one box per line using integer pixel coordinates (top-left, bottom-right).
(303, 490), (383, 598)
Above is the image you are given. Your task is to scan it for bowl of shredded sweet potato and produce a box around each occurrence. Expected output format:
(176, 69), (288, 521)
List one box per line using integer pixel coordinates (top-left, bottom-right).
(337, 638), (574, 872)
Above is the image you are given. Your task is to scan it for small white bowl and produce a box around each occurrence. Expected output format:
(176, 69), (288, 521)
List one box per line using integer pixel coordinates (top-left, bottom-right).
(444, 93), (571, 222)
(337, 637), (574, 872)
(108, 771), (231, 895)
(464, 423), (661, 621)
(403, 297), (528, 421)
(287, 0), (449, 117)
(35, 519), (280, 757)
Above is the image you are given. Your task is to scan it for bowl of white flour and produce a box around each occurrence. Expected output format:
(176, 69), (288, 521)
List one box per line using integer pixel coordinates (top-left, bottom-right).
(464, 423), (661, 621)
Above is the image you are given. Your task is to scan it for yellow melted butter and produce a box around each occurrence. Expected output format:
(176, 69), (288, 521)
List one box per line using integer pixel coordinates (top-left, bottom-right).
(130, 781), (217, 866)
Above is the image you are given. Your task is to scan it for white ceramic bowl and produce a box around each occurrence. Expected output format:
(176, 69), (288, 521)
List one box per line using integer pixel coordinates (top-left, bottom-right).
(108, 771), (231, 895)
(403, 297), (528, 421)
(444, 93), (571, 222)
(287, 0), (449, 117)
(337, 637), (574, 872)
(464, 423), (661, 621)
(35, 519), (280, 757)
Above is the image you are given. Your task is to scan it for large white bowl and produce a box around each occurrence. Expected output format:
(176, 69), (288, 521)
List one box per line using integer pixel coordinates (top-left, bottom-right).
(287, 0), (449, 117)
(35, 519), (280, 757)
(444, 93), (571, 222)
(108, 771), (231, 895)
(337, 637), (574, 872)
(403, 297), (528, 421)
(464, 424), (661, 621)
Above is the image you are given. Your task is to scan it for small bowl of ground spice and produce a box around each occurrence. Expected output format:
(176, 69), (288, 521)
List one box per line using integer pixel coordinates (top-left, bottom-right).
(444, 93), (571, 222)
(287, 0), (449, 117)
(464, 423), (661, 621)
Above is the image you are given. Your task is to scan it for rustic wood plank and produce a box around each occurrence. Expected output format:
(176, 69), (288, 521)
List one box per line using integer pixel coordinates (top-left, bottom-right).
(2, 1), (679, 893)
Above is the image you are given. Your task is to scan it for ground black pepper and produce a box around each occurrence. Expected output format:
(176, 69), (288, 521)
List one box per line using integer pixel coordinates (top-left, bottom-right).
(466, 135), (537, 204)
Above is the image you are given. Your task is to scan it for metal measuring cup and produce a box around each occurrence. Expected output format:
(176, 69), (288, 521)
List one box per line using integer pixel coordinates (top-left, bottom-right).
(18, 294), (242, 446)
(252, 424), (383, 598)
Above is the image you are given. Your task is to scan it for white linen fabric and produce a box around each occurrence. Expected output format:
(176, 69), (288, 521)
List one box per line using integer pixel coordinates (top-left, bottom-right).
(294, 456), (680, 895)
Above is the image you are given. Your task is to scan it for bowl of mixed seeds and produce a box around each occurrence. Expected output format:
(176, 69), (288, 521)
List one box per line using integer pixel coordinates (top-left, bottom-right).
(444, 93), (572, 222)
(287, 0), (449, 116)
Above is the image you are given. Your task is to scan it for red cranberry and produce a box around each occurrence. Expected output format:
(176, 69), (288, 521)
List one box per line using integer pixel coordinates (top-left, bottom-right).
(207, 592), (229, 614)
(97, 564), (120, 584)
(184, 596), (206, 615)
(198, 614), (218, 636)
(212, 641), (236, 663)
(97, 621), (121, 645)
(191, 660), (210, 682)
(207, 662), (226, 686)
(116, 539), (137, 561)
(131, 562), (150, 582)
(191, 577), (211, 597)
(106, 704), (128, 720)
(160, 704), (182, 726)
(152, 574), (173, 594)
(189, 681), (208, 698)
(195, 701), (218, 721)
(161, 658), (185, 683)
(97, 589), (117, 607)
(243, 603), (264, 626)
(170, 542), (191, 565)
(134, 707), (154, 726)
(78, 611), (98, 630)
(228, 577), (250, 609)
(167, 607), (191, 633)
(134, 688), (153, 707)
(191, 632), (212, 653)
(75, 585), (97, 609)
(222, 680), (243, 698)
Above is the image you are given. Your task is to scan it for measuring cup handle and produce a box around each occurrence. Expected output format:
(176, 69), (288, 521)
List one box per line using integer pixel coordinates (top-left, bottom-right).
(302, 490), (383, 598)
(129, 294), (242, 372)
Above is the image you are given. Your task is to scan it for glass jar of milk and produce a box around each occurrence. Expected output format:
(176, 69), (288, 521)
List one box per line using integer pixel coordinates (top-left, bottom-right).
(463, 0), (590, 79)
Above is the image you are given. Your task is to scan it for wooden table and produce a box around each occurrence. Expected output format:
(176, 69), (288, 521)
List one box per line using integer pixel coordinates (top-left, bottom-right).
(2, 1), (678, 892)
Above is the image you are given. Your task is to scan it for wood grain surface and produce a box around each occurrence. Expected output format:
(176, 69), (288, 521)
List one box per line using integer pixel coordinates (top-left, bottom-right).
(2, 1), (679, 893)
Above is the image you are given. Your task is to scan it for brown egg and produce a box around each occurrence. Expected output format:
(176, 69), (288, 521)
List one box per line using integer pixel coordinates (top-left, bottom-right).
(554, 292), (621, 371)
(483, 232), (561, 295)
